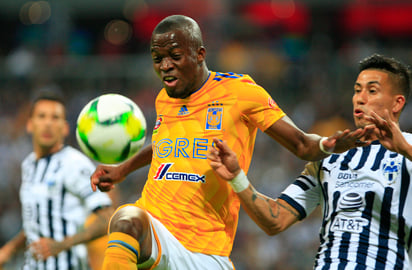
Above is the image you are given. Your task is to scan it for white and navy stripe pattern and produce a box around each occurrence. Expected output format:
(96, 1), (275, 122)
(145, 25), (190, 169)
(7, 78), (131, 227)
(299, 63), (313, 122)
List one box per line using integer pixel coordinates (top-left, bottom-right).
(20, 146), (112, 270)
(280, 133), (412, 269)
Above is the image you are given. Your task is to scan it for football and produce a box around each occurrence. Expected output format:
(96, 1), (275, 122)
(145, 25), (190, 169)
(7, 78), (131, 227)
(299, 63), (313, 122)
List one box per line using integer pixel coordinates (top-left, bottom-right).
(76, 93), (147, 164)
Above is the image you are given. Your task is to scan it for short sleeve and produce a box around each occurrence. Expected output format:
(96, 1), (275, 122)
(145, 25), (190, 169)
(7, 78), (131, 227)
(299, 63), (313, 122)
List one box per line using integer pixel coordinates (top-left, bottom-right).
(64, 150), (112, 212)
(236, 81), (286, 132)
(279, 161), (322, 220)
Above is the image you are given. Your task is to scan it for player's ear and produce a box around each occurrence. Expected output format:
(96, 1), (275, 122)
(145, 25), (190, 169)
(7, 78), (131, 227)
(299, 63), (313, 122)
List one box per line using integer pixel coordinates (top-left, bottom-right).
(393, 94), (406, 114)
(26, 118), (33, 134)
(63, 120), (70, 137)
(197, 46), (206, 63)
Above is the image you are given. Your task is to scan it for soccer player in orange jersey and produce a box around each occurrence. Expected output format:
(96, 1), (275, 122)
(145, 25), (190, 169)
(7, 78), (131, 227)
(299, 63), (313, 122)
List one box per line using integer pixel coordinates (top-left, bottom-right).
(90, 15), (373, 269)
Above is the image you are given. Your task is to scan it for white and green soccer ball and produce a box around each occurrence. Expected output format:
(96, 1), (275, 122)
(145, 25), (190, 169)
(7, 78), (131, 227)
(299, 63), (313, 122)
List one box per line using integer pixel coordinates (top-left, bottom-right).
(76, 93), (146, 164)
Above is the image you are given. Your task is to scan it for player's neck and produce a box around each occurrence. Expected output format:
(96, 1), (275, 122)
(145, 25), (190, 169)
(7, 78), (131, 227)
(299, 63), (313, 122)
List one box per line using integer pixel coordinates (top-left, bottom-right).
(197, 66), (209, 89)
(34, 143), (64, 159)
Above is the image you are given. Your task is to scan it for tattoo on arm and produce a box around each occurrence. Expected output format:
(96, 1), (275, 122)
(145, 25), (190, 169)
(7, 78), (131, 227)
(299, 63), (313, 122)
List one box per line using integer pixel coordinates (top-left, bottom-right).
(276, 201), (299, 218)
(249, 186), (299, 219)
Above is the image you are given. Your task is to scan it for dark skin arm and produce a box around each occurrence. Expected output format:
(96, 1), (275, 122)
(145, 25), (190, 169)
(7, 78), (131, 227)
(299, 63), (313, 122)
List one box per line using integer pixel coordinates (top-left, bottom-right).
(90, 116), (373, 192)
(266, 115), (374, 161)
(207, 138), (301, 235)
(91, 144), (153, 192)
(30, 206), (114, 261)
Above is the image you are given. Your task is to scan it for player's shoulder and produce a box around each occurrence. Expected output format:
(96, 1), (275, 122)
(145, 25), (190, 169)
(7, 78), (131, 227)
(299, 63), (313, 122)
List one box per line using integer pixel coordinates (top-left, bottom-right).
(211, 71), (256, 85)
(402, 132), (412, 143)
(210, 71), (266, 95)
(21, 152), (36, 167)
(56, 146), (95, 167)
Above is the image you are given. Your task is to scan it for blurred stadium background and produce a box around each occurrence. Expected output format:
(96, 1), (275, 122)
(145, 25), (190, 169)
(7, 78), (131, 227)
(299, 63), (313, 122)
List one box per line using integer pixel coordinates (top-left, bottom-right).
(1, 0), (412, 269)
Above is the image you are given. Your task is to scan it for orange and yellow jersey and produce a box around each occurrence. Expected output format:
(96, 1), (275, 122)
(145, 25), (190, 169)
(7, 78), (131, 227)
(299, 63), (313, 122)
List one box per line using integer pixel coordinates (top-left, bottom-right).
(135, 71), (285, 256)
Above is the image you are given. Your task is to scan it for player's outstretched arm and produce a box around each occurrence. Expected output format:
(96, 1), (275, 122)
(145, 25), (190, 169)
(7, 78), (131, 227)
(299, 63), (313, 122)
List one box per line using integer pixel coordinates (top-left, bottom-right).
(208, 138), (299, 235)
(0, 231), (26, 266)
(264, 116), (374, 161)
(91, 144), (153, 192)
(29, 206), (114, 261)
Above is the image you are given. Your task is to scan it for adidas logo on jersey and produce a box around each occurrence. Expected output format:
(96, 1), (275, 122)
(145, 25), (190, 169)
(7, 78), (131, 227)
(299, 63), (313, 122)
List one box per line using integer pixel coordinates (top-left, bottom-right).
(178, 105), (189, 115)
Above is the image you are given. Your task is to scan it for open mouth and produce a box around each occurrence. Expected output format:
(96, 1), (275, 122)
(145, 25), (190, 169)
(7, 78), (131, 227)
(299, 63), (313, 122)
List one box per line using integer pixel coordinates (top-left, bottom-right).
(354, 108), (364, 117)
(163, 76), (177, 88)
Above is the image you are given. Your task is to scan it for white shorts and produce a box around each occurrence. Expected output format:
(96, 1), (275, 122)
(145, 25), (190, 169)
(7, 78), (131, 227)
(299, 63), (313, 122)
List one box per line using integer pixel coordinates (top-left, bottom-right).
(138, 213), (235, 270)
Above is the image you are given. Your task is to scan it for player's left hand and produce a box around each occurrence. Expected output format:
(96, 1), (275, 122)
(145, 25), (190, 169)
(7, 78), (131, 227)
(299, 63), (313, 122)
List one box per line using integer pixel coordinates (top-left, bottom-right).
(29, 238), (65, 261)
(322, 124), (375, 153)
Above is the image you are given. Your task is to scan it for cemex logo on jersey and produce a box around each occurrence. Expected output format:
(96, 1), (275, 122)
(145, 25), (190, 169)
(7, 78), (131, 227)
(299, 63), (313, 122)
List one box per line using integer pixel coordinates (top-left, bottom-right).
(154, 163), (206, 183)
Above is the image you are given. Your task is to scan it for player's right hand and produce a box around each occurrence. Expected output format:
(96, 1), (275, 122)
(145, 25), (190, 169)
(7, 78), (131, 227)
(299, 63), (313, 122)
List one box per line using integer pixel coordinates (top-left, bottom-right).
(207, 138), (241, 181)
(90, 164), (126, 192)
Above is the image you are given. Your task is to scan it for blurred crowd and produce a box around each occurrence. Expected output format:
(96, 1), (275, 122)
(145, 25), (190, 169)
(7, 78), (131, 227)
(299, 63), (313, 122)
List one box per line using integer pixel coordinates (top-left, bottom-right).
(1, 0), (412, 269)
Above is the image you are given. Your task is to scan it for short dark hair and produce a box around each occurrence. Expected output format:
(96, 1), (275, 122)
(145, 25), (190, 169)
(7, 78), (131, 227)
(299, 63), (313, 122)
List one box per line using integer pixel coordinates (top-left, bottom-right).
(152, 15), (204, 48)
(30, 85), (66, 117)
(359, 54), (411, 102)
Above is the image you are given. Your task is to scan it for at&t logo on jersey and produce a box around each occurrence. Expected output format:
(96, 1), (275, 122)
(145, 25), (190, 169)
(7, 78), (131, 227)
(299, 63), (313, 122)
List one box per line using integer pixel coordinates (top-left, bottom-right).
(331, 192), (368, 233)
(205, 107), (223, 130)
(154, 163), (206, 183)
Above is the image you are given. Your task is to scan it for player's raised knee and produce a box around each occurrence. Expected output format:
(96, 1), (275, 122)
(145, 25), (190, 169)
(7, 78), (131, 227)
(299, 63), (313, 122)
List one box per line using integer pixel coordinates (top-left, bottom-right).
(109, 205), (149, 240)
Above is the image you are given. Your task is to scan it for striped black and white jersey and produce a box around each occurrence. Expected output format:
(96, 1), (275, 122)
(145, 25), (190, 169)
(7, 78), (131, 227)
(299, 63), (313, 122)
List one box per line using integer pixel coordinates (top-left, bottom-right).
(280, 133), (412, 270)
(20, 146), (112, 270)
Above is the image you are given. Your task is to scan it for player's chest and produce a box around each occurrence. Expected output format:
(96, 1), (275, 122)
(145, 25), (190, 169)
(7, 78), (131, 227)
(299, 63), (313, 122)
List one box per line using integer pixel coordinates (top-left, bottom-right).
(322, 152), (405, 199)
(153, 100), (239, 137)
(21, 159), (65, 198)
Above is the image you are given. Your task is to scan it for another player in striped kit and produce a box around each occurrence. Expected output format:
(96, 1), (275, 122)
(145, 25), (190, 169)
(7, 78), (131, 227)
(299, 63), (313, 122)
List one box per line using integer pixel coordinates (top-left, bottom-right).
(208, 54), (412, 269)
(0, 89), (113, 269)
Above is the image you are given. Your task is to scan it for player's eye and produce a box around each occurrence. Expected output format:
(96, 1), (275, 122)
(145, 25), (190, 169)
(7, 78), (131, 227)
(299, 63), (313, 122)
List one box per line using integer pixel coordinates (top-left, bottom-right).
(152, 55), (162, 63)
(172, 54), (181, 60)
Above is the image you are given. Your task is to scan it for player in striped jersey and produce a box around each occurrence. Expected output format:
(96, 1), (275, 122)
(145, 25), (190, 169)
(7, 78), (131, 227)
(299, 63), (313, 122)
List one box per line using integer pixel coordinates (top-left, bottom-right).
(90, 15), (372, 270)
(208, 54), (412, 269)
(0, 89), (114, 269)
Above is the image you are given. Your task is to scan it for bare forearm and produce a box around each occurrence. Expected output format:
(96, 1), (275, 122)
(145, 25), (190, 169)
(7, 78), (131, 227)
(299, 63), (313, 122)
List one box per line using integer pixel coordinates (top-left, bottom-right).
(264, 117), (329, 161)
(394, 136), (412, 161)
(61, 207), (114, 250)
(237, 186), (299, 235)
(7, 230), (26, 250)
(0, 231), (26, 264)
(295, 133), (330, 161)
(119, 144), (153, 176)
(402, 146), (412, 161)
